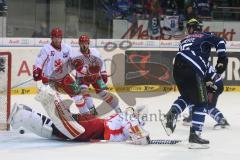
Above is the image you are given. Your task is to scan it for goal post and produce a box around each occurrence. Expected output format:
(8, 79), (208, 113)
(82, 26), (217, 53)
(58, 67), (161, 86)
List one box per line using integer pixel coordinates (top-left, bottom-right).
(0, 52), (12, 130)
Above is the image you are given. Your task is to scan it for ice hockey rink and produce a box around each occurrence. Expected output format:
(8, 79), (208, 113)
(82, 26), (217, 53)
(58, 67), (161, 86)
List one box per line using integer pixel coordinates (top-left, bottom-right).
(0, 92), (240, 160)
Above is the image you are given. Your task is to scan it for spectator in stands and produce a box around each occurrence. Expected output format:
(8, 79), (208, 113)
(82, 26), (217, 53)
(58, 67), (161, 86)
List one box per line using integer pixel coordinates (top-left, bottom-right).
(145, 0), (163, 16)
(145, 0), (163, 39)
(184, 3), (198, 21)
(161, 0), (178, 15)
(160, 0), (185, 38)
(130, 0), (147, 19)
(127, 0), (147, 38)
(32, 22), (49, 38)
(112, 0), (131, 19)
(192, 0), (213, 20)
(0, 0), (7, 16)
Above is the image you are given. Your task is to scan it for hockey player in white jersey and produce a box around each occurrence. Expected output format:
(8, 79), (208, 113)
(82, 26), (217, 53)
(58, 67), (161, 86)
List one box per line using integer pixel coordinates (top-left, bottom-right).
(9, 85), (149, 145)
(71, 35), (122, 114)
(33, 28), (89, 114)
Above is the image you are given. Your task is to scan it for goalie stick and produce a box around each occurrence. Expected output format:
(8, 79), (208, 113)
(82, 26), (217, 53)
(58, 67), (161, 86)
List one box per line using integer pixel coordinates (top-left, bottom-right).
(90, 139), (183, 145)
(149, 139), (182, 144)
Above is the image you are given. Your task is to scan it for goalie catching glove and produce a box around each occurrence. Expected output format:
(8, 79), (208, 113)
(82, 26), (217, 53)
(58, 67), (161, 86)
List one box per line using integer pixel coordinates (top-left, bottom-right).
(215, 56), (228, 74)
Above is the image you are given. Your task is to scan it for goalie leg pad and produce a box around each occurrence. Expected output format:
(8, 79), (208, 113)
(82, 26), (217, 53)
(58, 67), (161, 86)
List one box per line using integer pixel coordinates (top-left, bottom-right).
(9, 103), (53, 139)
(35, 86), (85, 140)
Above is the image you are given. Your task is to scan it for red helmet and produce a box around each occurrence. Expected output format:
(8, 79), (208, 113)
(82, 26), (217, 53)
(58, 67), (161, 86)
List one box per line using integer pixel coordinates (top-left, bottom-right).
(79, 35), (90, 44)
(51, 28), (63, 38)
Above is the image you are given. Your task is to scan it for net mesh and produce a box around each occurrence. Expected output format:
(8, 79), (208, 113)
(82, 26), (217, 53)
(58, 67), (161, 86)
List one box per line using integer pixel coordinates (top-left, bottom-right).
(0, 53), (11, 130)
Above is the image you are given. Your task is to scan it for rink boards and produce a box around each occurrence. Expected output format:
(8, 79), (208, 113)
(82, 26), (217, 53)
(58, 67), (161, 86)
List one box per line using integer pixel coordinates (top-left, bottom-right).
(0, 38), (240, 95)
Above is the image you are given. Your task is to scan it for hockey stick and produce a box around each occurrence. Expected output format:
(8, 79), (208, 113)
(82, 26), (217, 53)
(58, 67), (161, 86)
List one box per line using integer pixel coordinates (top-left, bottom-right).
(0, 78), (33, 94)
(90, 139), (183, 145)
(149, 139), (182, 144)
(11, 78), (33, 89)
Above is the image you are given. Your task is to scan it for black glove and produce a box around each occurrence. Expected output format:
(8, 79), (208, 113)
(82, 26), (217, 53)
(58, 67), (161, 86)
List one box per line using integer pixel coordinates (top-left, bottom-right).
(215, 56), (228, 74)
(206, 81), (218, 93)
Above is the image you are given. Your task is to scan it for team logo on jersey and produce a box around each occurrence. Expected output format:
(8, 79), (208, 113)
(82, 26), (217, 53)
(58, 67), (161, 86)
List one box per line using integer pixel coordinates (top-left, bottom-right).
(63, 52), (69, 58)
(54, 59), (63, 73)
(50, 51), (55, 56)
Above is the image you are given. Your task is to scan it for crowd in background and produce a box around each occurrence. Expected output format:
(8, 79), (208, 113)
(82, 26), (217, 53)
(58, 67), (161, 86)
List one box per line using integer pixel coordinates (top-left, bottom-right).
(1, 0), (240, 38)
(101, 0), (214, 22)
(0, 0), (7, 16)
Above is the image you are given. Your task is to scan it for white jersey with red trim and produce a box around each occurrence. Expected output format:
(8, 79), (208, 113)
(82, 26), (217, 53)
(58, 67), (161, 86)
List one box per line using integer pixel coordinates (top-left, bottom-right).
(35, 43), (72, 80)
(104, 113), (140, 141)
(71, 48), (106, 77)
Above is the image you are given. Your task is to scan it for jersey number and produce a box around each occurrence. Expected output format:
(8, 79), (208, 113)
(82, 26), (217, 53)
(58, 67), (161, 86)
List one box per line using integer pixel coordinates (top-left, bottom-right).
(179, 43), (193, 51)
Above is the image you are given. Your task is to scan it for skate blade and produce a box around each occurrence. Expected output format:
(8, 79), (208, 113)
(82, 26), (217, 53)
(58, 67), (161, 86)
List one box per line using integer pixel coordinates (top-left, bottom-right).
(188, 143), (210, 149)
(213, 125), (230, 130)
(160, 116), (173, 136)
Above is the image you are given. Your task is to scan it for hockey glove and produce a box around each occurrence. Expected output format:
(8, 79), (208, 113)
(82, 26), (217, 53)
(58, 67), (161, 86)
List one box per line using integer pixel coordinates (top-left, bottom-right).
(101, 71), (108, 83)
(33, 67), (42, 81)
(206, 81), (218, 93)
(215, 56), (228, 74)
(72, 59), (84, 73)
(88, 64), (100, 74)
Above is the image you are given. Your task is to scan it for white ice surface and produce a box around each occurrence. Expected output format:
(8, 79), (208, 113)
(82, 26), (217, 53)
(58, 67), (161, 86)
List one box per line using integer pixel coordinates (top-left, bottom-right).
(1, 92), (240, 160)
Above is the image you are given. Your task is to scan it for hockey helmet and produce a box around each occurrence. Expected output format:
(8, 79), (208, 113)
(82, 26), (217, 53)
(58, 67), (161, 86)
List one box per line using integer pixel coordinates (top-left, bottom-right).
(50, 28), (63, 38)
(186, 18), (203, 33)
(79, 35), (90, 54)
(79, 35), (90, 44)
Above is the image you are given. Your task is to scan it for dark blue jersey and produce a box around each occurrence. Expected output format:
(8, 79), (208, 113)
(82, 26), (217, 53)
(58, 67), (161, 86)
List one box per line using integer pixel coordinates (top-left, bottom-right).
(177, 32), (226, 76)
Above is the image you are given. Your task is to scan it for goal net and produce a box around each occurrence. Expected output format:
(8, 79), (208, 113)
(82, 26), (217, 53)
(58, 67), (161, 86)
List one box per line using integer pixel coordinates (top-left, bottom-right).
(0, 52), (11, 130)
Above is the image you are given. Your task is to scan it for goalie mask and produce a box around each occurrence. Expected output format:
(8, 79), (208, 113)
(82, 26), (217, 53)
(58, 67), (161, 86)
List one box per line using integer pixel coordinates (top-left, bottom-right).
(79, 35), (90, 55)
(186, 18), (203, 34)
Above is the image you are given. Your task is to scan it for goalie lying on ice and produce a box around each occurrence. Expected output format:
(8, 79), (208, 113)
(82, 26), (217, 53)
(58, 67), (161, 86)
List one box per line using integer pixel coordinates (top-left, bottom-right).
(9, 85), (149, 145)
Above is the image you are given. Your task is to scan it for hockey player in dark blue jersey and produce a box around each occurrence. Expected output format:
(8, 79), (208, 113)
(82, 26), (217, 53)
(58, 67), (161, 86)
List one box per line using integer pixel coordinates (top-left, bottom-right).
(183, 63), (230, 129)
(168, 63), (230, 128)
(164, 18), (228, 149)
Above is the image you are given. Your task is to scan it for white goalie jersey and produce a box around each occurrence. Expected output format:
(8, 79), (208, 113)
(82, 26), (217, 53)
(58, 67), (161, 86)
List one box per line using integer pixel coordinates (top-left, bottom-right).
(35, 43), (73, 80)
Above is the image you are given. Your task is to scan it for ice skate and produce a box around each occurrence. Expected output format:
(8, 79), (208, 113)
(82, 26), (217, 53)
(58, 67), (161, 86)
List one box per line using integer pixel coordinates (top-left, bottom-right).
(213, 118), (230, 129)
(165, 108), (178, 134)
(189, 127), (209, 149)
